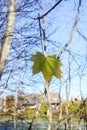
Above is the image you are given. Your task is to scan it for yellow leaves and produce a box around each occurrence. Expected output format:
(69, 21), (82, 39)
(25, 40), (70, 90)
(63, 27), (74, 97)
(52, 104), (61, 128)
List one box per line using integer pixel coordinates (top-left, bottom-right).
(30, 52), (63, 82)
(4, 95), (15, 113)
(25, 108), (36, 114)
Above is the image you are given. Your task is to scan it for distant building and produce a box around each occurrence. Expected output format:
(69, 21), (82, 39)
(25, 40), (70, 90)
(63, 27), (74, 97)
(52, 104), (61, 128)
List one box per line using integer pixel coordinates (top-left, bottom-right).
(18, 92), (60, 110)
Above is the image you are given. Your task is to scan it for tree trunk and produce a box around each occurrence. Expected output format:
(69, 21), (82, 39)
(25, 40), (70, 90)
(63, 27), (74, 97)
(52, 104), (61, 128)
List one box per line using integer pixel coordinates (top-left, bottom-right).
(28, 103), (42, 130)
(14, 86), (18, 130)
(59, 82), (62, 120)
(45, 81), (52, 130)
(28, 81), (52, 130)
(28, 94), (45, 130)
(0, 0), (16, 77)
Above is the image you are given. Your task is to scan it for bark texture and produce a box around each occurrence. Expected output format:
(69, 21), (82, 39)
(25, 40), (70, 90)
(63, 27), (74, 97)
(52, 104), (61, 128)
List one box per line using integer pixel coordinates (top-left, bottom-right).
(0, 0), (16, 77)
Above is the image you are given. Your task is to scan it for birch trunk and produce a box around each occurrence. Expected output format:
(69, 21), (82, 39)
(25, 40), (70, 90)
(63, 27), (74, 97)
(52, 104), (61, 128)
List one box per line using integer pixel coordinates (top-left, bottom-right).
(28, 95), (45, 130)
(28, 81), (52, 130)
(45, 81), (52, 130)
(0, 0), (16, 77)
(14, 86), (18, 130)
(59, 82), (62, 120)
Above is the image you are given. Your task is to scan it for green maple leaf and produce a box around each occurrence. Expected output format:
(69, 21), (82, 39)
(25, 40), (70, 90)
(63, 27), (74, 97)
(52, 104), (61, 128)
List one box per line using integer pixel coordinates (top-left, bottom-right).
(30, 52), (63, 82)
(30, 52), (45, 74)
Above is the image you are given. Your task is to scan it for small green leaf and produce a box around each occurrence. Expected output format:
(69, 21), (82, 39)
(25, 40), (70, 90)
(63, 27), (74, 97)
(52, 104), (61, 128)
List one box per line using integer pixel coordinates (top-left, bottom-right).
(30, 52), (63, 82)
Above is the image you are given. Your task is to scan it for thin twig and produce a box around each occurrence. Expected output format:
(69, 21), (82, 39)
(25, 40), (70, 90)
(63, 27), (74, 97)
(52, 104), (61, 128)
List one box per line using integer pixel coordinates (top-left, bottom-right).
(77, 29), (87, 41)
(32, 0), (63, 20)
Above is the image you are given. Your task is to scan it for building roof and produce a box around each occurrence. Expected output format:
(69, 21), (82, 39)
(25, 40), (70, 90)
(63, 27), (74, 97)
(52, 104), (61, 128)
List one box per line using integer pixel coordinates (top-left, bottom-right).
(18, 92), (60, 107)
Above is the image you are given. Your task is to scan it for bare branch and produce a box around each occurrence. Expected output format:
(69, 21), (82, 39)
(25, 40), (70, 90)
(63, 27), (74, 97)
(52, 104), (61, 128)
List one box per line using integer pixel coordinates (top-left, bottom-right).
(57, 0), (81, 59)
(77, 30), (87, 41)
(33, 0), (63, 20)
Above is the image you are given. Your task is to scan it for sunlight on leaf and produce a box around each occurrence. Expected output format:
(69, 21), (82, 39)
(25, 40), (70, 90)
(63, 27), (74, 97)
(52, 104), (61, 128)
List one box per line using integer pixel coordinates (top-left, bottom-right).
(30, 52), (63, 82)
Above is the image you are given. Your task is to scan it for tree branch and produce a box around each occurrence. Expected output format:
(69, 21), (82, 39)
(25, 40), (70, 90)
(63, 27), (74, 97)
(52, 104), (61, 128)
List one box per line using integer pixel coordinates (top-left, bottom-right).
(32, 0), (63, 20)
(57, 0), (81, 59)
(77, 30), (87, 41)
